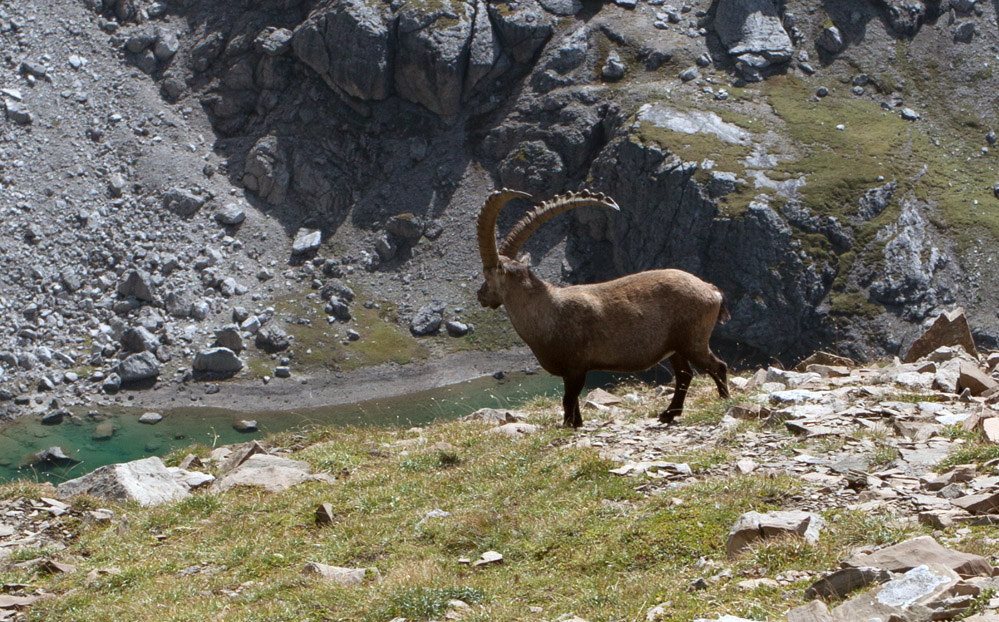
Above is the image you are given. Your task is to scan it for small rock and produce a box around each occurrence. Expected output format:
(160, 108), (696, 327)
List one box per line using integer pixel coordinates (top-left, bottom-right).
(472, 551), (503, 567)
(93, 421), (115, 441)
(488, 422), (540, 437)
(214, 326), (244, 352)
(679, 66), (699, 82)
(315, 503), (336, 525)
(35, 446), (78, 466)
(841, 535), (992, 578)
(255, 325), (290, 352)
(410, 305), (443, 337)
(302, 562), (379, 586)
(385, 214), (424, 241)
(816, 26), (844, 53)
(117, 270), (156, 302)
(162, 188), (207, 217)
(292, 228), (322, 255)
(959, 362), (997, 396)
(117, 351), (160, 383)
(213, 454), (329, 492)
(215, 203), (246, 225)
(5, 100), (33, 125)
(41, 409), (67, 425)
(193, 347), (243, 374)
(139, 412), (163, 424)
(57, 457), (192, 506)
(234, 419), (258, 433)
(602, 53), (626, 81)
(954, 21), (976, 43)
(904, 308), (978, 362)
(805, 566), (892, 599)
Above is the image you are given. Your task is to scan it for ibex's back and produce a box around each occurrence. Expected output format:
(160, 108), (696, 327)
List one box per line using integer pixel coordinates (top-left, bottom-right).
(555, 269), (724, 373)
(477, 189), (729, 427)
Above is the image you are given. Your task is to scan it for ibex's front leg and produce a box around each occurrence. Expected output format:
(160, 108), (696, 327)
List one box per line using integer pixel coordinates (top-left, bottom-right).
(562, 372), (586, 428)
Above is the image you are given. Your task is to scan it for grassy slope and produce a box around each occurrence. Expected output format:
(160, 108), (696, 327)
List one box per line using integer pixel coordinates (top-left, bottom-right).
(12, 380), (996, 622)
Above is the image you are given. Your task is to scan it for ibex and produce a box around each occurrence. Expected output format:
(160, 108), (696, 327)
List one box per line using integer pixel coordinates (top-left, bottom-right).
(477, 189), (730, 428)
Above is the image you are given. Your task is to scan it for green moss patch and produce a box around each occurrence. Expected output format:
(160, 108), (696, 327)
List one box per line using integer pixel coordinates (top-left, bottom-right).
(244, 289), (429, 376)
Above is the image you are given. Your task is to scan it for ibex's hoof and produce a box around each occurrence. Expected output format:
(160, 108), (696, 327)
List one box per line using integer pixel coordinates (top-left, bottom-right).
(658, 413), (677, 425)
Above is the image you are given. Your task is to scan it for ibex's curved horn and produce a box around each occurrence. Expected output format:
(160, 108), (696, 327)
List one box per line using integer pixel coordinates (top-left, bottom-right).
(500, 189), (619, 260)
(478, 189), (533, 270)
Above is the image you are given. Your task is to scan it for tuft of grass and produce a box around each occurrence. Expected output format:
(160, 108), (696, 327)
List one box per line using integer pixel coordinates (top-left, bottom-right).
(938, 441), (999, 471)
(823, 509), (918, 549)
(746, 534), (822, 575)
(870, 442), (901, 467)
(374, 586), (485, 620)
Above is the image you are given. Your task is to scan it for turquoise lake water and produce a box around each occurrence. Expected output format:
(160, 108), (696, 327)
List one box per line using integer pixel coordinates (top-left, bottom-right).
(0, 371), (567, 484)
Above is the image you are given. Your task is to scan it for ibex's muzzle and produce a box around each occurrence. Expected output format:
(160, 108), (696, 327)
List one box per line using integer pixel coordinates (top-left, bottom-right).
(477, 281), (501, 309)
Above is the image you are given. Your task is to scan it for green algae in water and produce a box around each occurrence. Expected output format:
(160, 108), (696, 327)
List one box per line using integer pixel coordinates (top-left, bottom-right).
(0, 372), (565, 484)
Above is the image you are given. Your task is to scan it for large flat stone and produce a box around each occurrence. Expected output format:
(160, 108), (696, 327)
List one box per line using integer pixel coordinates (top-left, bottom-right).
(56, 457), (191, 507)
(842, 536), (993, 578)
(960, 362), (998, 396)
(212, 454), (330, 493)
(726, 510), (824, 558)
(952, 491), (999, 515)
(828, 564), (958, 622)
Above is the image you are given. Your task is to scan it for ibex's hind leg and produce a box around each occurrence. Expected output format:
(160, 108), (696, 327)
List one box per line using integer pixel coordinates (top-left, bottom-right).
(660, 354), (693, 424)
(690, 349), (729, 400)
(562, 372), (586, 428)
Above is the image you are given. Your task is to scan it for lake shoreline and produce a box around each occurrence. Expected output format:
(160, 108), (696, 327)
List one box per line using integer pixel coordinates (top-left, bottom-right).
(0, 348), (554, 483)
(108, 347), (545, 415)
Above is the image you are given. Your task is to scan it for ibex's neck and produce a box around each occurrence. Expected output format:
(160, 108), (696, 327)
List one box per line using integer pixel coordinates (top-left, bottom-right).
(503, 272), (559, 346)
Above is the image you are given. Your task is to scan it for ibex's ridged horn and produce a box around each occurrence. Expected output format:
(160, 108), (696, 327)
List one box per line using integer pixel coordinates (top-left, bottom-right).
(500, 189), (619, 260)
(477, 189), (532, 270)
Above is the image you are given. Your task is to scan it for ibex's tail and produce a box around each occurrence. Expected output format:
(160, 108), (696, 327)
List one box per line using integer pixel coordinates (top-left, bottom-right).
(716, 289), (730, 324)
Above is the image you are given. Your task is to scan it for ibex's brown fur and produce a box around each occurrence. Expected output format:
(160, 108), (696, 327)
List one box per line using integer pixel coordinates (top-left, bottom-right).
(477, 189), (730, 427)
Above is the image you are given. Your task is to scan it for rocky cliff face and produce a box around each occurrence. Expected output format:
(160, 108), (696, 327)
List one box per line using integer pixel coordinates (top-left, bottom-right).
(1, 0), (997, 412)
(172, 0), (995, 361)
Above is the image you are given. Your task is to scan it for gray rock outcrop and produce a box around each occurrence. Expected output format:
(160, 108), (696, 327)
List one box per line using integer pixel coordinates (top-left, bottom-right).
(243, 135), (289, 205)
(293, 0), (393, 101)
(714, 0), (793, 81)
(56, 457), (203, 506)
(394, 2), (495, 116)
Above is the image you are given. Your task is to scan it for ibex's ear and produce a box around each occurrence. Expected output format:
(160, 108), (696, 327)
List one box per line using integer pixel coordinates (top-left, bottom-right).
(518, 252), (532, 265)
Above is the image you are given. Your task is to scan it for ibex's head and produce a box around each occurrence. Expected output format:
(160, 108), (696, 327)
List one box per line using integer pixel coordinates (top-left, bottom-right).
(476, 188), (620, 309)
